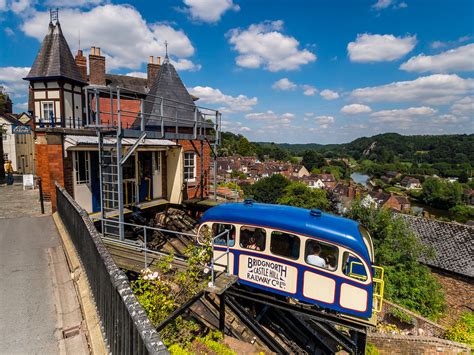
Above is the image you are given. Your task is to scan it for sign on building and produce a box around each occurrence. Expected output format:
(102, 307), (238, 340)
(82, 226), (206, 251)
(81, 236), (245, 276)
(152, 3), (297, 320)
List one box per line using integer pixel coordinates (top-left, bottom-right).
(13, 125), (31, 135)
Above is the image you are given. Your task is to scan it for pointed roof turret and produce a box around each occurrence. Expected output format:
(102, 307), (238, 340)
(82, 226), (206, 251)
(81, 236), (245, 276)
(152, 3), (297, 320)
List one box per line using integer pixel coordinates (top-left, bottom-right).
(140, 61), (199, 129)
(25, 19), (86, 84)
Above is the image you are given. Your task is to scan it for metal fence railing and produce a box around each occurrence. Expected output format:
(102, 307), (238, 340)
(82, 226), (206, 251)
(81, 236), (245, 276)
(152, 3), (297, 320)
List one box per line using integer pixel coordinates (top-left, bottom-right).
(55, 183), (168, 355)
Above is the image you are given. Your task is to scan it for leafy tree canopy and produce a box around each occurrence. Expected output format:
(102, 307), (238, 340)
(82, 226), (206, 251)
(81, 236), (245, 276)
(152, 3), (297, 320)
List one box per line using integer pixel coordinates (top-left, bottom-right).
(346, 201), (446, 320)
(422, 177), (463, 209)
(244, 174), (290, 204)
(302, 150), (326, 171)
(277, 182), (329, 210)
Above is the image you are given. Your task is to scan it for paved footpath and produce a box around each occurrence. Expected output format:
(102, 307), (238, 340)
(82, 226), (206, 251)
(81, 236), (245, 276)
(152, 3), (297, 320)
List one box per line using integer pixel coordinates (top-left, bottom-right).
(0, 183), (88, 354)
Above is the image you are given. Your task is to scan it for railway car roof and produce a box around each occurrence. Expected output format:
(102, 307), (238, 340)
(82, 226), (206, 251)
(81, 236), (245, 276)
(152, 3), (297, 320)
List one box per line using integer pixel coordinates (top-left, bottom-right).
(200, 202), (370, 262)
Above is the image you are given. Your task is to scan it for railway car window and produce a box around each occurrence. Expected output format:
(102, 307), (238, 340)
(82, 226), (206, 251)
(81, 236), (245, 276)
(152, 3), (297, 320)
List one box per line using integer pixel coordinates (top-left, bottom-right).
(270, 231), (300, 260)
(342, 252), (368, 281)
(305, 240), (338, 271)
(212, 223), (235, 247)
(240, 226), (266, 251)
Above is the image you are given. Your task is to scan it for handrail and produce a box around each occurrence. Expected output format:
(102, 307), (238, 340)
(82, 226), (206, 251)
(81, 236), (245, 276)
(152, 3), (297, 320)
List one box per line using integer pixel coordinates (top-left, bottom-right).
(55, 183), (168, 354)
(209, 229), (231, 288)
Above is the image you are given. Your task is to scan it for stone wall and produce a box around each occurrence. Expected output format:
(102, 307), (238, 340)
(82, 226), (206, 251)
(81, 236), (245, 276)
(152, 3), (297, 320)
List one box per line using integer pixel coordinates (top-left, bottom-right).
(432, 269), (474, 327)
(378, 299), (446, 337)
(368, 333), (470, 354)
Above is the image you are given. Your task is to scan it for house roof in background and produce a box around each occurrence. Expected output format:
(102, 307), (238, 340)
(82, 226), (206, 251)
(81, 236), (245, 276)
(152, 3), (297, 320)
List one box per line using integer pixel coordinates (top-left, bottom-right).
(400, 214), (474, 278)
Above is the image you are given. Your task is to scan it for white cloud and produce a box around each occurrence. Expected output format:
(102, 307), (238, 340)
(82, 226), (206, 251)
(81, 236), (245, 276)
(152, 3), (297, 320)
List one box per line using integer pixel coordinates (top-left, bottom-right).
(245, 110), (295, 124)
(188, 86), (257, 113)
(15, 102), (29, 110)
(372, 0), (392, 10)
(450, 96), (474, 117)
(227, 20), (316, 72)
(45, 0), (104, 7)
(340, 104), (372, 114)
(181, 0), (239, 23)
(433, 114), (468, 124)
(348, 33), (417, 62)
(171, 58), (202, 71)
(431, 36), (472, 49)
(0, 0), (6, 11)
(125, 71), (147, 79)
(0, 66), (30, 97)
(221, 120), (251, 132)
(302, 85), (317, 96)
(272, 78), (297, 91)
(21, 5), (199, 71)
(10, 0), (35, 14)
(396, 2), (408, 9)
(351, 74), (474, 105)
(320, 89), (339, 100)
(315, 115), (335, 129)
(370, 106), (437, 122)
(4, 27), (14, 36)
(400, 43), (474, 73)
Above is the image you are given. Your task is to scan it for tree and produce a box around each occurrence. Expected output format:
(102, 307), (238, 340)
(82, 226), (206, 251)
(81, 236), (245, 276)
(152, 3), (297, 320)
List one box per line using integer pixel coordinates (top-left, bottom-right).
(245, 174), (290, 204)
(458, 170), (469, 184)
(422, 178), (463, 209)
(302, 150), (326, 171)
(277, 182), (329, 210)
(236, 137), (255, 156)
(346, 201), (446, 320)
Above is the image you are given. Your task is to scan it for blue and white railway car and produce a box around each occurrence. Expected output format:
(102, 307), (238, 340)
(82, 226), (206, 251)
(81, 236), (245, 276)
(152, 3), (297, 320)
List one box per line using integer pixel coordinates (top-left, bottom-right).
(197, 200), (384, 320)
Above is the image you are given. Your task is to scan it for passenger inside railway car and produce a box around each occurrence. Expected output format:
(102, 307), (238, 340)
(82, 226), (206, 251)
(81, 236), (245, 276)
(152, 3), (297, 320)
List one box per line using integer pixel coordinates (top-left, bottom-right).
(240, 226), (265, 251)
(212, 223), (236, 246)
(306, 240), (339, 271)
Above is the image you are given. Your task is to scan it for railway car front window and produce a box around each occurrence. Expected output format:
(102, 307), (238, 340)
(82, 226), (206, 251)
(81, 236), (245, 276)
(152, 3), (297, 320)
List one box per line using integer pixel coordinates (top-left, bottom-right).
(270, 231), (300, 260)
(305, 240), (338, 271)
(342, 252), (368, 281)
(240, 226), (266, 251)
(212, 223), (235, 247)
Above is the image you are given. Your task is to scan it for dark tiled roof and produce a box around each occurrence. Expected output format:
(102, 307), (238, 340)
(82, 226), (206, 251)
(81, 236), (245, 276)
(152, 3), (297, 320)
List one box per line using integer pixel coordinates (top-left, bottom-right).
(140, 61), (200, 129)
(0, 113), (22, 125)
(105, 74), (148, 95)
(400, 214), (474, 278)
(25, 22), (85, 84)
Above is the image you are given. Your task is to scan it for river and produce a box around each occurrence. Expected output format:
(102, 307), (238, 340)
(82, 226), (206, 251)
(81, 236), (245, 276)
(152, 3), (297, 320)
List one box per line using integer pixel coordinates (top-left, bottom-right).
(350, 172), (370, 187)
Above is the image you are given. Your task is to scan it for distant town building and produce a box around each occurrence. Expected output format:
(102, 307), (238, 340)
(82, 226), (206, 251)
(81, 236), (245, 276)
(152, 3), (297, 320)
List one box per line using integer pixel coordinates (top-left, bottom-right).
(400, 176), (422, 189)
(0, 113), (35, 174)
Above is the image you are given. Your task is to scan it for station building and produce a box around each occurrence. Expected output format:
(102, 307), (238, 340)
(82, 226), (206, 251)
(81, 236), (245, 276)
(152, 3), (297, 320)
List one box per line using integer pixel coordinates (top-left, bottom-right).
(24, 17), (216, 213)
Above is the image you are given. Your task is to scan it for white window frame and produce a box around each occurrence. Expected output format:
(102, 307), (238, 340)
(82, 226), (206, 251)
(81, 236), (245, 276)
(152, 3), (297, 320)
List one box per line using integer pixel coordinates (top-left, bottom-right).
(74, 151), (90, 185)
(41, 101), (55, 120)
(184, 151), (196, 182)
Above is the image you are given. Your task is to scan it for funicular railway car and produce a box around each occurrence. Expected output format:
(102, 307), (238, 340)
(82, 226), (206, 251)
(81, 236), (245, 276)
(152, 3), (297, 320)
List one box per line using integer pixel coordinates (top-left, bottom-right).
(197, 200), (384, 321)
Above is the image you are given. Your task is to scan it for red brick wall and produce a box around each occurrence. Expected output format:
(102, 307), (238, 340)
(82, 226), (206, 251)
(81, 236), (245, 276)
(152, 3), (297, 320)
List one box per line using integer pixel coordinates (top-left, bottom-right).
(35, 132), (65, 211)
(179, 139), (211, 200)
(92, 97), (141, 129)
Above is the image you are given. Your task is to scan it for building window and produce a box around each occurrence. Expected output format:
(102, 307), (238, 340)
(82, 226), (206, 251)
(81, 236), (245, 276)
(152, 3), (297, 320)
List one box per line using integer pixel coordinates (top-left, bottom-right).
(42, 101), (54, 120)
(3, 153), (8, 161)
(75, 151), (90, 184)
(184, 152), (196, 182)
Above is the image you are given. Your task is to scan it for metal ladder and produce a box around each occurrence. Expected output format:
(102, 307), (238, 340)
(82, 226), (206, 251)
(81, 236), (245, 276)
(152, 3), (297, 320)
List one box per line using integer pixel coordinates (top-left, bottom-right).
(98, 131), (125, 239)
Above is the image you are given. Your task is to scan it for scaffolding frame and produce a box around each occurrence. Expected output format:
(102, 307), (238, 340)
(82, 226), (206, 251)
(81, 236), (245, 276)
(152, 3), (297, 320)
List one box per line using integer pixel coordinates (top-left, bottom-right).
(84, 85), (222, 240)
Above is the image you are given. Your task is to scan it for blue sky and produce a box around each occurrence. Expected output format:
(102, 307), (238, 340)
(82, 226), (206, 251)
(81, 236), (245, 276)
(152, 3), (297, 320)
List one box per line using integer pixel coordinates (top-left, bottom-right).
(0, 0), (473, 143)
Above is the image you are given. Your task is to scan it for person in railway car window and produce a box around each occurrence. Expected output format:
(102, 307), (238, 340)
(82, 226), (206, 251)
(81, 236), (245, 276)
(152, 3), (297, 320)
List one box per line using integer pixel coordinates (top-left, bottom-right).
(307, 244), (326, 268)
(325, 254), (337, 271)
(240, 226), (266, 251)
(213, 223), (236, 247)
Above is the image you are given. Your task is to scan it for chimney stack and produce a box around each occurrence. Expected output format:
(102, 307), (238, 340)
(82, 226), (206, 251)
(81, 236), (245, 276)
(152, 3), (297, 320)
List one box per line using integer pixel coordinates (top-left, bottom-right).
(75, 49), (87, 82)
(89, 46), (106, 86)
(147, 56), (161, 89)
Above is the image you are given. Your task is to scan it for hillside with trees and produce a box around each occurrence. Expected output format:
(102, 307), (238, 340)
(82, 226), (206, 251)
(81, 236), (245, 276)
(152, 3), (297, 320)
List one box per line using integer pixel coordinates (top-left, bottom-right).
(220, 132), (474, 165)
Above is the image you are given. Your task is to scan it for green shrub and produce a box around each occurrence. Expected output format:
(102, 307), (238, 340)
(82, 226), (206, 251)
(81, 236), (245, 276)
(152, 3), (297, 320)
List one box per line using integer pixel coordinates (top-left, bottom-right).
(388, 307), (415, 325)
(445, 312), (474, 348)
(366, 342), (379, 355)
